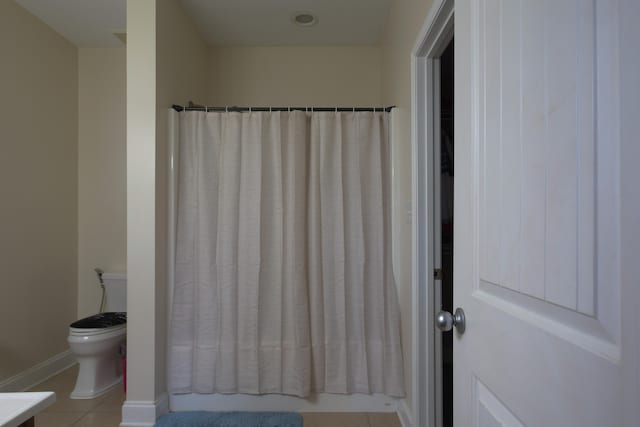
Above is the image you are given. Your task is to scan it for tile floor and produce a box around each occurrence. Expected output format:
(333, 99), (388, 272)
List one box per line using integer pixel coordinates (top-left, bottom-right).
(29, 366), (402, 427)
(28, 366), (124, 427)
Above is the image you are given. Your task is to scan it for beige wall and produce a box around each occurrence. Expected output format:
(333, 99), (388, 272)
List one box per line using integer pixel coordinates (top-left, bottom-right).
(207, 46), (382, 106)
(78, 48), (127, 319)
(126, 0), (207, 416)
(0, 0), (78, 383)
(155, 0), (208, 397)
(381, 0), (434, 416)
(126, 0), (158, 407)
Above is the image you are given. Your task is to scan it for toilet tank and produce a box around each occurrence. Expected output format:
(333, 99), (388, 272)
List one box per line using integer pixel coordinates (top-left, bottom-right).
(102, 272), (126, 312)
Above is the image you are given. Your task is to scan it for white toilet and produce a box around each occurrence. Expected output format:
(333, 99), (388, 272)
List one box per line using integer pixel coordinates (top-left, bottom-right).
(68, 273), (126, 399)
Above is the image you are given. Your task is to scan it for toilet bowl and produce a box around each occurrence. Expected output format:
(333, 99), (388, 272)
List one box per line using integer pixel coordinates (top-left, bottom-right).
(68, 313), (126, 399)
(68, 272), (127, 399)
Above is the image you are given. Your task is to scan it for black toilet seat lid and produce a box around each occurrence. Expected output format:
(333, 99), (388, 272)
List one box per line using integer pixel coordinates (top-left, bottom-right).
(70, 312), (126, 329)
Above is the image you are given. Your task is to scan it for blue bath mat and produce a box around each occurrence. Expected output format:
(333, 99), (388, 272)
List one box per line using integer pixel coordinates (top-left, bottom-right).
(154, 411), (302, 427)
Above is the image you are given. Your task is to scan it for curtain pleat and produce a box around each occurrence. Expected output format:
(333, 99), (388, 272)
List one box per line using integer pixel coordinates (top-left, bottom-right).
(169, 110), (404, 397)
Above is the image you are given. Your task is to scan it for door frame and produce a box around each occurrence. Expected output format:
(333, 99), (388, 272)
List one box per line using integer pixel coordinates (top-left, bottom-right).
(411, 1), (454, 426)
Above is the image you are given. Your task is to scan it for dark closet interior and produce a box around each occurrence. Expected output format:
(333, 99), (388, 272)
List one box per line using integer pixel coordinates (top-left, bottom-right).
(440, 38), (454, 427)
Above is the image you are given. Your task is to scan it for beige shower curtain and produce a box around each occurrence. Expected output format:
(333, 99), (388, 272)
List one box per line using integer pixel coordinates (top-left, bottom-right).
(169, 110), (404, 397)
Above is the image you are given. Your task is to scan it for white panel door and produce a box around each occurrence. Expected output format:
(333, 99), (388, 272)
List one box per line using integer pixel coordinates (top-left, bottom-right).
(453, 0), (637, 425)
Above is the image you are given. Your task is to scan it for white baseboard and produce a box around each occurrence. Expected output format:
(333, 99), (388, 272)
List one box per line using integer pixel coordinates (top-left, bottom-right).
(121, 393), (169, 427)
(397, 399), (414, 427)
(0, 350), (76, 392)
(170, 393), (401, 413)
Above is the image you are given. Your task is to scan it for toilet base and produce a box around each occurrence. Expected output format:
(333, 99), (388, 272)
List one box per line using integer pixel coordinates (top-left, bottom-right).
(70, 375), (122, 399)
(69, 352), (123, 399)
(68, 325), (126, 400)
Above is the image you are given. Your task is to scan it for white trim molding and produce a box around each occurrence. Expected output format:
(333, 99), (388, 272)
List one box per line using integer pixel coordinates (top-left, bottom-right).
(121, 393), (169, 427)
(0, 350), (76, 392)
(397, 399), (414, 427)
(170, 393), (402, 413)
(411, 1), (454, 426)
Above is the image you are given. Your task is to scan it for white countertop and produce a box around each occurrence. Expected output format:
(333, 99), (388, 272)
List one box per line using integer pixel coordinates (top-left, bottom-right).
(0, 392), (55, 427)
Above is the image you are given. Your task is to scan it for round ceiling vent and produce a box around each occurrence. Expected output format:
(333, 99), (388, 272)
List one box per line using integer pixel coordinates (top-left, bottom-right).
(292, 12), (318, 27)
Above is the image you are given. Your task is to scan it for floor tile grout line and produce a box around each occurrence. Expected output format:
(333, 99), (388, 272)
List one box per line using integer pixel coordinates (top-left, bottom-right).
(68, 409), (91, 427)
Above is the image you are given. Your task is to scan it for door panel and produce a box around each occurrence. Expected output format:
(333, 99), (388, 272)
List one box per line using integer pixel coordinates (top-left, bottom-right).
(476, 0), (610, 345)
(476, 380), (524, 427)
(479, 0), (597, 315)
(454, 0), (626, 425)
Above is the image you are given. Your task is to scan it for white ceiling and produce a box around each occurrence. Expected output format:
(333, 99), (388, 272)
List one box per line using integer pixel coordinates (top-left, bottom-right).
(13, 0), (390, 48)
(14, 0), (127, 48)
(180, 0), (391, 46)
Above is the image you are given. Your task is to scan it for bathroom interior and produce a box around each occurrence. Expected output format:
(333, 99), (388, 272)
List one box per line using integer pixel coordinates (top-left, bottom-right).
(0, 0), (437, 426)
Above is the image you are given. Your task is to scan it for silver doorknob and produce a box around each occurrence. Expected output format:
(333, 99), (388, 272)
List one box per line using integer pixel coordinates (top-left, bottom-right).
(436, 308), (466, 334)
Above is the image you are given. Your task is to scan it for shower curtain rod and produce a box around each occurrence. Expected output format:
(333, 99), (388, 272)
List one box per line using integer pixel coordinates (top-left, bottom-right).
(172, 104), (396, 113)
